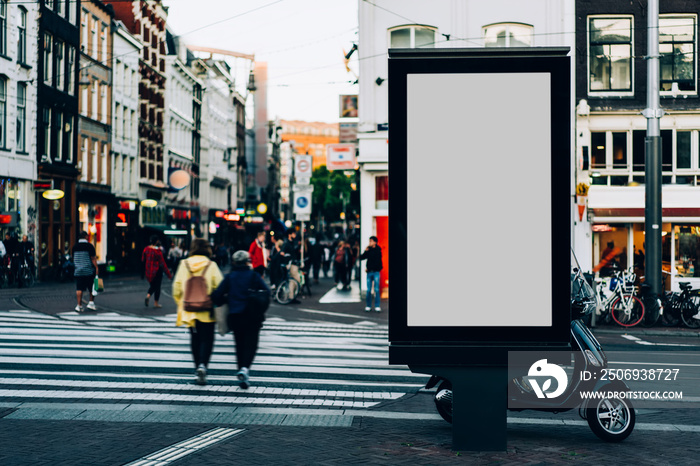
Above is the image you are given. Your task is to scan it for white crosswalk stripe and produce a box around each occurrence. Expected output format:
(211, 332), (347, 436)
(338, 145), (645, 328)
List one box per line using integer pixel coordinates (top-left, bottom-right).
(0, 310), (424, 413)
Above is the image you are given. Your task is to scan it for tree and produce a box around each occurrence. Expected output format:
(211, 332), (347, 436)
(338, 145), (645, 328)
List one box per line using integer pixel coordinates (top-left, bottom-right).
(310, 166), (358, 231)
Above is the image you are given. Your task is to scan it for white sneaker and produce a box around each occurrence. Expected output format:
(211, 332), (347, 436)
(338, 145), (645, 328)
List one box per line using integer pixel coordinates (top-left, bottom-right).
(86, 302), (97, 311)
(365, 307), (371, 312)
(336, 283), (343, 290)
(237, 367), (250, 389)
(74, 305), (82, 312)
(374, 307), (381, 312)
(693, 312), (700, 320)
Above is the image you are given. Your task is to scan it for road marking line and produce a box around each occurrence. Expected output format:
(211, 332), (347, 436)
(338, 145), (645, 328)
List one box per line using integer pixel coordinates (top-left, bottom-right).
(123, 427), (244, 466)
(622, 335), (642, 341)
(620, 334), (694, 347)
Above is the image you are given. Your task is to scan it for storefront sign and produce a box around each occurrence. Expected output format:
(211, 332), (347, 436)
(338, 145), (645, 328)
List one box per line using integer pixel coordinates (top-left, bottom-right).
(326, 144), (356, 170)
(0, 212), (18, 226)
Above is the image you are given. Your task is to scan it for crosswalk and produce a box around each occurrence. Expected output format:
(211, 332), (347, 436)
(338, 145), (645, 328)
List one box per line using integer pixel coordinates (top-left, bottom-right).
(0, 310), (426, 415)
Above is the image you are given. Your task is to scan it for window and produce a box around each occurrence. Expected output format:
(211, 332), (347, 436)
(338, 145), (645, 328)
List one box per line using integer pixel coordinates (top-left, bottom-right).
(68, 0), (75, 25)
(389, 25), (436, 48)
(677, 131), (692, 169)
(589, 17), (633, 92)
(56, 41), (64, 91)
(101, 143), (108, 183)
(660, 16), (696, 93)
(67, 47), (75, 95)
(92, 80), (98, 119)
(612, 132), (627, 168)
(65, 116), (73, 163)
(80, 138), (88, 181)
(81, 79), (88, 115)
(17, 8), (26, 64)
(42, 107), (51, 160)
(55, 111), (63, 162)
(16, 83), (26, 152)
(43, 33), (53, 85)
(56, 0), (62, 16)
(0, 77), (5, 148)
(101, 23), (107, 63)
(483, 23), (533, 47)
(101, 83), (107, 123)
(591, 132), (606, 168)
(45, 0), (54, 10)
(0, 0), (6, 56)
(81, 10), (88, 51)
(91, 16), (98, 59)
(92, 140), (98, 182)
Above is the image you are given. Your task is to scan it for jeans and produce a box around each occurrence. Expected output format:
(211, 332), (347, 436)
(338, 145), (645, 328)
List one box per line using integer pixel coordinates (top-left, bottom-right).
(366, 271), (380, 308)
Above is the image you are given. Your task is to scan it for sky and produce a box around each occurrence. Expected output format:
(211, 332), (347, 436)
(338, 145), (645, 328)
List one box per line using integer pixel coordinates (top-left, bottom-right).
(163, 0), (359, 123)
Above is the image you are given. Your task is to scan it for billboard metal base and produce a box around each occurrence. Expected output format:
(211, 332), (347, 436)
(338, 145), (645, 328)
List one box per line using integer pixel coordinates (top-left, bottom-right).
(412, 365), (507, 451)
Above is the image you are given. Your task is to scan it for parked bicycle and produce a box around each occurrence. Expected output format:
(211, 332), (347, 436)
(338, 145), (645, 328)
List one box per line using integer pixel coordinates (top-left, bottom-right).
(660, 281), (700, 328)
(275, 259), (312, 304)
(594, 268), (645, 327)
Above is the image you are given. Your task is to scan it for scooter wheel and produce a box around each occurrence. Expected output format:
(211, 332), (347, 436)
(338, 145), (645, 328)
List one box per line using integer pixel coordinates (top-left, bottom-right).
(586, 388), (635, 442)
(433, 380), (453, 424)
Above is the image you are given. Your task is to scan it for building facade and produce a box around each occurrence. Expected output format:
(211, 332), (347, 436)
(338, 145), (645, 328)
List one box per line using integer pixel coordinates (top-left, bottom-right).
(111, 20), (141, 272)
(0, 0), (39, 253)
(78, 0), (113, 265)
(163, 31), (202, 249)
(575, 0), (700, 292)
(280, 120), (340, 169)
(36, 0), (81, 278)
(105, 0), (169, 240)
(357, 0), (575, 298)
(192, 58), (239, 245)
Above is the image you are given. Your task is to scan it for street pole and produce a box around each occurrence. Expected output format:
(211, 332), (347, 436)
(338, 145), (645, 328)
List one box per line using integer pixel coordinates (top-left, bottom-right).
(644, 0), (663, 296)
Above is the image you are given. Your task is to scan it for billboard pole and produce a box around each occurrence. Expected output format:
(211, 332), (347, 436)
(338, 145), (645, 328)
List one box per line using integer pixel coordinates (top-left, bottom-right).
(644, 0), (662, 296)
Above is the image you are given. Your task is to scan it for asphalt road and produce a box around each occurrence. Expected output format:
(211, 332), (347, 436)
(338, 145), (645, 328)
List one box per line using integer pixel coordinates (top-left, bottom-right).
(3, 276), (700, 464)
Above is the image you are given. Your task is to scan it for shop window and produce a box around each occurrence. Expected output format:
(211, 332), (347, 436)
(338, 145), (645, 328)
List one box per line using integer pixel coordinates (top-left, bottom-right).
(375, 176), (388, 210)
(612, 132), (627, 168)
(589, 17), (633, 93)
(677, 131), (692, 169)
(632, 130), (646, 172)
(662, 129), (673, 172)
(675, 226), (700, 278)
(483, 23), (533, 47)
(591, 132), (606, 168)
(660, 16), (696, 93)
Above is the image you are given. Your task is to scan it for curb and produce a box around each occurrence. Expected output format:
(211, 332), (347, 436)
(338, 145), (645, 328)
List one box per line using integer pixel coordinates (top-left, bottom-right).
(591, 327), (700, 338)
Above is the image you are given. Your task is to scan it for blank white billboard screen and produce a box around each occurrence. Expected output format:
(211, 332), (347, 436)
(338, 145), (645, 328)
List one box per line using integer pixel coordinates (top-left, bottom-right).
(407, 73), (552, 327)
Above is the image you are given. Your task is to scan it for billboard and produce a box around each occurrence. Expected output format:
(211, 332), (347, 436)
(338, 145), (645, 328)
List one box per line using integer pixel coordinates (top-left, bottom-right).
(388, 48), (571, 360)
(339, 94), (358, 118)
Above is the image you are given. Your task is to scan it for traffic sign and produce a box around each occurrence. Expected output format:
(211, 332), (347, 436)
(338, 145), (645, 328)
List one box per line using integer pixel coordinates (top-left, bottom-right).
(293, 192), (312, 215)
(294, 155), (313, 180)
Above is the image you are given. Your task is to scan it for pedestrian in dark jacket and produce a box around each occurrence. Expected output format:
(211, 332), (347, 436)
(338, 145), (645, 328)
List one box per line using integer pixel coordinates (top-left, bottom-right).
(309, 237), (323, 284)
(268, 239), (284, 288)
(333, 241), (351, 290)
(360, 236), (383, 312)
(211, 250), (270, 389)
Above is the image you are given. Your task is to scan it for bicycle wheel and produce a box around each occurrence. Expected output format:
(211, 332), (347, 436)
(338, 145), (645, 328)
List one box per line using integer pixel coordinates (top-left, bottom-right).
(680, 296), (700, 328)
(21, 267), (34, 288)
(610, 295), (645, 327)
(275, 279), (300, 305)
(660, 293), (681, 327)
(640, 295), (661, 327)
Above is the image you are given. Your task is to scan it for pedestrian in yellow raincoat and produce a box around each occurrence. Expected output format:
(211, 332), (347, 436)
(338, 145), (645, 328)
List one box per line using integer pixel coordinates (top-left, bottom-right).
(172, 238), (223, 385)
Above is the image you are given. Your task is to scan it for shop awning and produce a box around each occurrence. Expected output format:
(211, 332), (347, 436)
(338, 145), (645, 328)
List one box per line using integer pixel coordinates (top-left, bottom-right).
(591, 207), (700, 222)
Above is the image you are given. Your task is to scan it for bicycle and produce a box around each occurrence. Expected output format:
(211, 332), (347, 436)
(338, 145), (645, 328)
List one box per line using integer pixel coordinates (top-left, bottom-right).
(16, 254), (35, 288)
(275, 262), (300, 305)
(594, 268), (645, 327)
(660, 281), (700, 328)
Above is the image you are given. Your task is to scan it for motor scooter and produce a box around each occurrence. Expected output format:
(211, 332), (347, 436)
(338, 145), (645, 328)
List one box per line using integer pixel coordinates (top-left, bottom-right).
(426, 252), (636, 442)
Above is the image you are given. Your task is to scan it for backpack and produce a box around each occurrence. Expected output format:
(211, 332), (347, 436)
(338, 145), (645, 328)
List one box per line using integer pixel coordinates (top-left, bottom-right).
(183, 261), (213, 312)
(335, 247), (346, 264)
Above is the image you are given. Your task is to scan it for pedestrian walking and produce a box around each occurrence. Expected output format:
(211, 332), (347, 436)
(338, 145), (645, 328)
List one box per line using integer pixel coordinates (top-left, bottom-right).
(215, 243), (229, 269)
(309, 236), (323, 284)
(167, 241), (183, 271)
(360, 236), (383, 312)
(268, 239), (284, 289)
(73, 231), (98, 312)
(211, 250), (269, 389)
(172, 239), (224, 385)
(248, 231), (267, 276)
(142, 235), (173, 308)
(282, 230), (302, 303)
(20, 235), (35, 277)
(333, 240), (351, 291)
